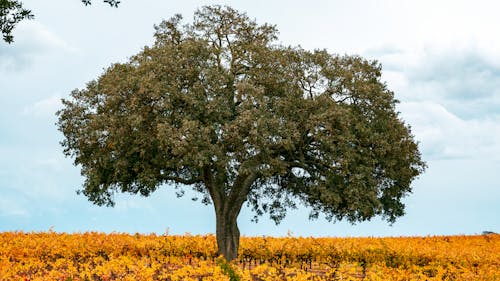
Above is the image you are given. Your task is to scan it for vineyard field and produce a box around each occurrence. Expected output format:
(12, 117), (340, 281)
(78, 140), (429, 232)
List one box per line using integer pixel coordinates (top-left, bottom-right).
(1, 231), (498, 280)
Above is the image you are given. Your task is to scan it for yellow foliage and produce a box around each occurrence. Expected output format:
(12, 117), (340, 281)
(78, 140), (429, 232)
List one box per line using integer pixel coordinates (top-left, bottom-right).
(0, 232), (498, 280)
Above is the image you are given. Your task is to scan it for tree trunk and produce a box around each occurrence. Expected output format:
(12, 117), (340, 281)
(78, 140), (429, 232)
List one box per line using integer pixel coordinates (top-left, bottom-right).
(215, 206), (240, 261)
(205, 168), (257, 261)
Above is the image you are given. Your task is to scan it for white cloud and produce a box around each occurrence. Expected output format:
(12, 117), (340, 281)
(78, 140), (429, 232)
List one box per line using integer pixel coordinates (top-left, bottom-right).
(398, 101), (500, 160)
(0, 198), (30, 218)
(408, 50), (500, 102)
(0, 21), (76, 72)
(35, 157), (65, 172)
(371, 44), (500, 104)
(0, 146), (75, 202)
(18, 21), (74, 51)
(113, 195), (155, 213)
(363, 40), (500, 162)
(21, 94), (62, 118)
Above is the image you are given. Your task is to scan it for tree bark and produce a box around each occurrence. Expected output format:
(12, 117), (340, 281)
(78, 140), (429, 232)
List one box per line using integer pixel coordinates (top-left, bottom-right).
(215, 206), (240, 261)
(204, 167), (257, 261)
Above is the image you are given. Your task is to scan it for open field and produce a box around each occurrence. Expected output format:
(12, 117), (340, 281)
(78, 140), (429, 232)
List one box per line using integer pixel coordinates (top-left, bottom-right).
(1, 231), (498, 280)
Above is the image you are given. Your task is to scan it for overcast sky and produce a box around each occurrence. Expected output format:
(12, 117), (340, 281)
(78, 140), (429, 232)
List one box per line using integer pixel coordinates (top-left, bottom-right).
(1, 0), (499, 237)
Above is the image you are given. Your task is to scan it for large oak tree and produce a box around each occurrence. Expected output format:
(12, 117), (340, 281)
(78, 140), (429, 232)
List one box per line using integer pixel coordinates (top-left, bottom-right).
(57, 5), (425, 260)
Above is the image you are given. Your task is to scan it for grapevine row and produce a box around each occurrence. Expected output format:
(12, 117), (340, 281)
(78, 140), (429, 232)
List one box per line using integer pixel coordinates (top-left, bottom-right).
(1, 231), (498, 280)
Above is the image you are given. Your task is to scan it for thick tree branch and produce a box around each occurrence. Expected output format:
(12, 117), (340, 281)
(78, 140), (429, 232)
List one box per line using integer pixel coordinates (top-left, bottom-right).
(227, 171), (258, 216)
(203, 165), (222, 210)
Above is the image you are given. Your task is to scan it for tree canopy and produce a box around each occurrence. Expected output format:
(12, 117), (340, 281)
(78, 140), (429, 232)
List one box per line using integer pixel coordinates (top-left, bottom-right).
(0, 0), (119, 43)
(57, 5), (425, 260)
